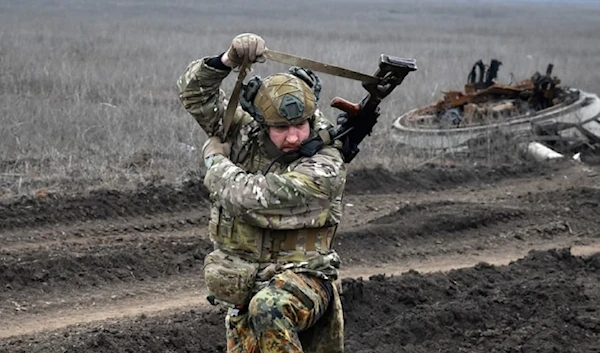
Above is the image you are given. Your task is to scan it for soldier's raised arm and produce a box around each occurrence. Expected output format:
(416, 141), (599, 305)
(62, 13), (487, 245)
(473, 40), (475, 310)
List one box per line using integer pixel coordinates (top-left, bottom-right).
(176, 33), (266, 136)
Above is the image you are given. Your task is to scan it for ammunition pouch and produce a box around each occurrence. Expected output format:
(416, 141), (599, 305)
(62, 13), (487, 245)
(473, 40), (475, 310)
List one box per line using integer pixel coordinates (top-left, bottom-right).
(206, 206), (339, 305)
(204, 249), (259, 306)
(209, 206), (337, 263)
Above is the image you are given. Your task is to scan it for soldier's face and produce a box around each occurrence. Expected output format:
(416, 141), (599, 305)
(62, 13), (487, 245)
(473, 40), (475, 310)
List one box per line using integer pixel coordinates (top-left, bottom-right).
(268, 121), (310, 152)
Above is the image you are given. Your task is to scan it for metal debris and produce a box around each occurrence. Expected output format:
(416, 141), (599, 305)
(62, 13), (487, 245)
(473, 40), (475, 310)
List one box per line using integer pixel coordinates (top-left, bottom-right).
(393, 59), (600, 160)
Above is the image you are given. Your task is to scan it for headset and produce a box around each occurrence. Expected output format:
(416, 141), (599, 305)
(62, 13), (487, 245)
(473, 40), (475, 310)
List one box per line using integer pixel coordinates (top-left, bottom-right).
(239, 66), (322, 125)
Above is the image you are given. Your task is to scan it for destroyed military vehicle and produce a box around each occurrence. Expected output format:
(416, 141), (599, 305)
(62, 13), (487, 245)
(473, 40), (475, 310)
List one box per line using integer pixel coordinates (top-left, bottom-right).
(392, 59), (600, 160)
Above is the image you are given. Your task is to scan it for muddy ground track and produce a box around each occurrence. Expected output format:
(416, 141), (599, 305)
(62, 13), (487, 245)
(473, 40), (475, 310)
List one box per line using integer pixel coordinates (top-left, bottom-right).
(1, 160), (599, 352)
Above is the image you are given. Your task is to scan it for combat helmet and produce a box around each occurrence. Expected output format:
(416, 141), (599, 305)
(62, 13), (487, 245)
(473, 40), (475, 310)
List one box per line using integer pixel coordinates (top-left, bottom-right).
(240, 66), (322, 127)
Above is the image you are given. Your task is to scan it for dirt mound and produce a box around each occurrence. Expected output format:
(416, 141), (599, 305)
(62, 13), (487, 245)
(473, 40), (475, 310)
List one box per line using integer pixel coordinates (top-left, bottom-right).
(1, 161), (599, 351)
(342, 249), (600, 352)
(344, 160), (558, 194)
(1, 236), (213, 294)
(0, 179), (210, 231)
(2, 249), (598, 353)
(0, 160), (564, 232)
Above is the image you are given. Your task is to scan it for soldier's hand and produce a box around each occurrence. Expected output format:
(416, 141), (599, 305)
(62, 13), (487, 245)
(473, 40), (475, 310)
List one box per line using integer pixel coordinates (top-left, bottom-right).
(202, 136), (231, 160)
(222, 33), (266, 68)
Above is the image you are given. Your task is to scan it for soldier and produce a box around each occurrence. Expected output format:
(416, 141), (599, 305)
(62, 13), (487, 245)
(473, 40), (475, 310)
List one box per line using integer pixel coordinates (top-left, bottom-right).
(177, 33), (346, 353)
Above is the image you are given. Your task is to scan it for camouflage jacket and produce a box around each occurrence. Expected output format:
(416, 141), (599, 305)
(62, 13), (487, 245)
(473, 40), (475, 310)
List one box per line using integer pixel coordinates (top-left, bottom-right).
(177, 57), (347, 267)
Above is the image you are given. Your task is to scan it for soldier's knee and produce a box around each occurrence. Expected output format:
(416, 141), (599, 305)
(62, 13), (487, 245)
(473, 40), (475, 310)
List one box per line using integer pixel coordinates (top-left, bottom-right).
(247, 286), (290, 332)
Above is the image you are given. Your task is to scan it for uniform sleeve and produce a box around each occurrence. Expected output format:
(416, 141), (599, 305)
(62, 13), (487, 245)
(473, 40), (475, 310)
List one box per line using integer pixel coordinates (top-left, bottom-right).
(176, 57), (230, 136)
(204, 146), (346, 227)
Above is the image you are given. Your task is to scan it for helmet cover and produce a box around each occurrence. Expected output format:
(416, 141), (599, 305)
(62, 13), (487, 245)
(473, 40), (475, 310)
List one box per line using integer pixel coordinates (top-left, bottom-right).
(253, 73), (316, 126)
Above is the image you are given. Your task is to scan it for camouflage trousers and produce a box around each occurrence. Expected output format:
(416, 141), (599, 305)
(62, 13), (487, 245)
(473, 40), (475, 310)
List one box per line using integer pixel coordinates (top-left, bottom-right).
(225, 270), (333, 353)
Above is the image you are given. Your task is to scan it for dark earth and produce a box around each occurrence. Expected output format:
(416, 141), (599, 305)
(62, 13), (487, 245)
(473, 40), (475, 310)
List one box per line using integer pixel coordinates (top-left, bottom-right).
(1, 158), (599, 353)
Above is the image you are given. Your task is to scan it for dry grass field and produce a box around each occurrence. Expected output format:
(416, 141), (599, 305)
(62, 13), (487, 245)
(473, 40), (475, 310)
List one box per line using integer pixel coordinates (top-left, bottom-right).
(1, 0), (599, 198)
(2, 2), (600, 352)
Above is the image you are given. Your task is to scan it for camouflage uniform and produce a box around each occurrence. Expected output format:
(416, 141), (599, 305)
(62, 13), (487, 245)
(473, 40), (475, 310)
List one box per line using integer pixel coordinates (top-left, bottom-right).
(177, 56), (346, 353)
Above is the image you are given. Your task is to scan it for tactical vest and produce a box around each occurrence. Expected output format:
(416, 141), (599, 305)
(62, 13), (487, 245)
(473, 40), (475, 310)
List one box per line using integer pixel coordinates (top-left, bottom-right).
(210, 126), (337, 265)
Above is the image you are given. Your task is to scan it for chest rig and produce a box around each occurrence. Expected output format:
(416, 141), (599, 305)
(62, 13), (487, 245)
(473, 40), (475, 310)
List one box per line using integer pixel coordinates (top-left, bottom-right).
(208, 126), (337, 265)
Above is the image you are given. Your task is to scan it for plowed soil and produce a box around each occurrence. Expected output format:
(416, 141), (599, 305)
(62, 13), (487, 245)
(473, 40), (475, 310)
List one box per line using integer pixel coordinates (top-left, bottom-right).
(1, 159), (599, 353)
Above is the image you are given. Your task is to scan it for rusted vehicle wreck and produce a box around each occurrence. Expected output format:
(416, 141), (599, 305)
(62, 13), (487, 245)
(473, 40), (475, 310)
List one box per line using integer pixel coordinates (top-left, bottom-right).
(392, 59), (600, 160)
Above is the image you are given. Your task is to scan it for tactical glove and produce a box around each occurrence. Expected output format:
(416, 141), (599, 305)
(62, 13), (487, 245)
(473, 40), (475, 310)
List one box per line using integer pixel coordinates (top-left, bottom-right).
(223, 33), (266, 68)
(202, 136), (231, 160)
